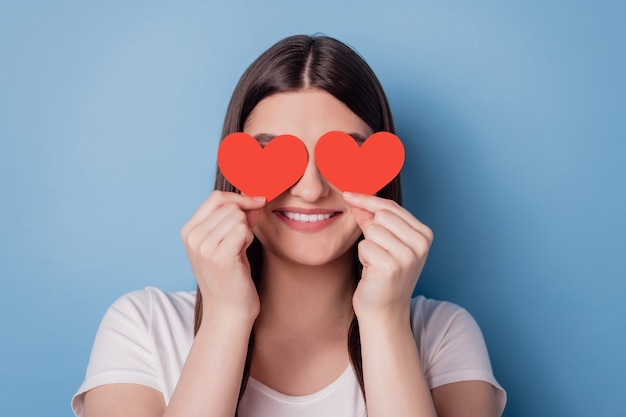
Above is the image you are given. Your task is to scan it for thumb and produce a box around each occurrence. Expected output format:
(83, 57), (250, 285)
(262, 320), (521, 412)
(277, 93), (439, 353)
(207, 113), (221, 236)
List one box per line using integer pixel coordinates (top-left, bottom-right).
(348, 205), (374, 234)
(245, 207), (264, 229)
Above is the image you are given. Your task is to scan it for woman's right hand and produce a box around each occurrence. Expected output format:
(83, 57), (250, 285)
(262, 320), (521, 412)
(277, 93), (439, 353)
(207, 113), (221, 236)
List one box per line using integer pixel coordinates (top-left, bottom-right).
(180, 190), (266, 323)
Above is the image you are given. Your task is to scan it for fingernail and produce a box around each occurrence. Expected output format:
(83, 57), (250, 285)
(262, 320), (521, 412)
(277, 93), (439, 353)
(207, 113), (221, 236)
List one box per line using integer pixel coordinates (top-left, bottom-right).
(252, 196), (266, 202)
(343, 191), (356, 199)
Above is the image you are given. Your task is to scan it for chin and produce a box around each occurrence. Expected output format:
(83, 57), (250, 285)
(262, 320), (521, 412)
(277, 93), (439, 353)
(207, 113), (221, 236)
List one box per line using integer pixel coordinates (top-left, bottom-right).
(260, 237), (356, 267)
(288, 250), (345, 267)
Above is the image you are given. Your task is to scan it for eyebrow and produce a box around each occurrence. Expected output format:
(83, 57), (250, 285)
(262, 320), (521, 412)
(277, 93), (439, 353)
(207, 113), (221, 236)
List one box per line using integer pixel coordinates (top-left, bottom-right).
(253, 132), (367, 145)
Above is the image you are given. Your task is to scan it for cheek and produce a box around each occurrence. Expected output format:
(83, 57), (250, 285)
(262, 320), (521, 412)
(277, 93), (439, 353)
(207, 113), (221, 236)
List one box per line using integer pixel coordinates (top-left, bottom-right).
(350, 227), (363, 246)
(251, 211), (274, 239)
(344, 216), (363, 245)
(344, 208), (361, 231)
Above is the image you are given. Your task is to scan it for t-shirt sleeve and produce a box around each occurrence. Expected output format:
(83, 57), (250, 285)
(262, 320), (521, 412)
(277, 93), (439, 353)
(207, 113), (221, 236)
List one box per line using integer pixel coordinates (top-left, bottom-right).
(71, 289), (161, 417)
(412, 298), (507, 415)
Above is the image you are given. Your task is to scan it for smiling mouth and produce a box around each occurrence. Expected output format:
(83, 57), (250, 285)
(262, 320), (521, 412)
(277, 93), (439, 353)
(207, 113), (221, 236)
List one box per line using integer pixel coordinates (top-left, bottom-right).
(280, 211), (339, 223)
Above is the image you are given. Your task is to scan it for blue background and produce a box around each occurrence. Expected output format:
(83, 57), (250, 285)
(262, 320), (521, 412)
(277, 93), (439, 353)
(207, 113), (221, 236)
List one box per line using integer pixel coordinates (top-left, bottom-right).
(1, 1), (625, 416)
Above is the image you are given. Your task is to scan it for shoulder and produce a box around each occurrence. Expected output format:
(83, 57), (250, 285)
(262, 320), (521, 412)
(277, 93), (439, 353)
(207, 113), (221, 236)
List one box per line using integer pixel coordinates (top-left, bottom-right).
(109, 286), (196, 308)
(409, 295), (507, 413)
(410, 295), (486, 358)
(72, 287), (197, 416)
(410, 295), (476, 337)
(94, 286), (196, 358)
(105, 286), (196, 323)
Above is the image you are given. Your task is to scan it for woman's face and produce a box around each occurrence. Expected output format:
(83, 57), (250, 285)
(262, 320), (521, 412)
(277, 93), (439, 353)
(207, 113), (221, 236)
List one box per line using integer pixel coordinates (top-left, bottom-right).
(244, 88), (373, 267)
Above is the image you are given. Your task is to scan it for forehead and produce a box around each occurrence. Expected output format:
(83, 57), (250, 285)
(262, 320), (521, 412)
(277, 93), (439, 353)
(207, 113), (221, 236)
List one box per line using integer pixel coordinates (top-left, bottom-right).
(243, 88), (372, 141)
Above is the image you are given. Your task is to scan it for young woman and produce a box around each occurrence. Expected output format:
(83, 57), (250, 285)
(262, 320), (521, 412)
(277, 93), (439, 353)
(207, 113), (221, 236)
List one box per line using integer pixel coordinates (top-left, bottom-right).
(72, 34), (506, 417)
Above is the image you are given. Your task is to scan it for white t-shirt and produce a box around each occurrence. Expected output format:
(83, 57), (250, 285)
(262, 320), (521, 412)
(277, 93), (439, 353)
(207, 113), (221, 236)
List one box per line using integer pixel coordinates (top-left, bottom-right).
(71, 287), (506, 416)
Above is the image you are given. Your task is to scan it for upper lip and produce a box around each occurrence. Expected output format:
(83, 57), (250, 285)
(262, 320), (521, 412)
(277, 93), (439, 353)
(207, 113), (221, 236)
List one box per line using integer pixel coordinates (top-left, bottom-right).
(275, 207), (341, 215)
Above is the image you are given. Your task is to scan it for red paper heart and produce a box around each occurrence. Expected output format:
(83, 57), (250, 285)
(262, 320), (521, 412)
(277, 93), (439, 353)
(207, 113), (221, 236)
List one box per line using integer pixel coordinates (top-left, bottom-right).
(314, 131), (404, 194)
(218, 132), (308, 201)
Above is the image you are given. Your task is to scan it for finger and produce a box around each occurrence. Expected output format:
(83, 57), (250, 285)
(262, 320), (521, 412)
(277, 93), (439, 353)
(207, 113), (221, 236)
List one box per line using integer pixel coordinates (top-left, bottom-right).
(347, 205), (375, 233)
(190, 204), (249, 251)
(183, 191), (265, 235)
(369, 210), (433, 258)
(245, 207), (264, 229)
(364, 223), (427, 265)
(186, 211), (249, 265)
(343, 192), (432, 239)
(186, 191), (265, 227)
(219, 221), (255, 261)
(202, 200), (263, 231)
(357, 238), (396, 277)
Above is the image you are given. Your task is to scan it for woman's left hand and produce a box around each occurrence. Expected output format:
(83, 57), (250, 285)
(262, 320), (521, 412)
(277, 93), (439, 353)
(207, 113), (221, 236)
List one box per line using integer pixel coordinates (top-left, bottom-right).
(343, 192), (434, 322)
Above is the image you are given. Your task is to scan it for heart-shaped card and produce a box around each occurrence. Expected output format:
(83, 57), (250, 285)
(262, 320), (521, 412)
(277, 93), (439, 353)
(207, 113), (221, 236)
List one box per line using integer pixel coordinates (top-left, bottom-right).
(314, 131), (404, 194)
(217, 131), (404, 201)
(217, 132), (308, 201)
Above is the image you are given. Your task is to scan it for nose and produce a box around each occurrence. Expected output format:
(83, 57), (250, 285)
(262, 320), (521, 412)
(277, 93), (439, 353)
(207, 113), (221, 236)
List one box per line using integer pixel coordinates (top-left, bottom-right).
(288, 151), (330, 202)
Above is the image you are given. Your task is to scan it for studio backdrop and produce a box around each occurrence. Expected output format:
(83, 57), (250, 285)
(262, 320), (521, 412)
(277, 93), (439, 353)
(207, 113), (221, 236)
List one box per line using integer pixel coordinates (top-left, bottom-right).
(1, 1), (624, 416)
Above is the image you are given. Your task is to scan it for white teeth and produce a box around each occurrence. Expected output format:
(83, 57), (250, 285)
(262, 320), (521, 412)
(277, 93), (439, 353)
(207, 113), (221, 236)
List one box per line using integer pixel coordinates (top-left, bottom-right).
(282, 212), (334, 222)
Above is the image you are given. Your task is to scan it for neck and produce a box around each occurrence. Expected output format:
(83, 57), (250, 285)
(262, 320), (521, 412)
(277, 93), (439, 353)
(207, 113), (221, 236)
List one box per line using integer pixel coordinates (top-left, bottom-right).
(254, 247), (357, 337)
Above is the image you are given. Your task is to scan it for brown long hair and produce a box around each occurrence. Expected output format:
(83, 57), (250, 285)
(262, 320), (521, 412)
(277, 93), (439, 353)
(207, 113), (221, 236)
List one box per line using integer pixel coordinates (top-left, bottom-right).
(194, 34), (402, 415)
